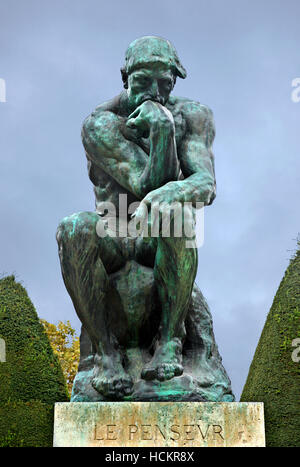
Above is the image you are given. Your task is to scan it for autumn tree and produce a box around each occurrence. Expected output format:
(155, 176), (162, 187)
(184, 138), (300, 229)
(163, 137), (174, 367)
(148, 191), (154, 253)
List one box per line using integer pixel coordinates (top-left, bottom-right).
(41, 319), (80, 396)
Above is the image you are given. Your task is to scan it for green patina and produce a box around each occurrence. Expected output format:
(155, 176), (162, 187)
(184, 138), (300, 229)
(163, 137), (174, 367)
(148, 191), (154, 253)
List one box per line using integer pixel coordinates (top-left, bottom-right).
(56, 36), (233, 403)
(70, 217), (78, 237)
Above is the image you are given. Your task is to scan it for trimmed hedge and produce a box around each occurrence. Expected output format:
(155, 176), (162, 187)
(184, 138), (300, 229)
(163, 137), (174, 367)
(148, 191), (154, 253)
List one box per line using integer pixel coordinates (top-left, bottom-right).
(241, 245), (300, 447)
(0, 402), (54, 447)
(0, 276), (69, 446)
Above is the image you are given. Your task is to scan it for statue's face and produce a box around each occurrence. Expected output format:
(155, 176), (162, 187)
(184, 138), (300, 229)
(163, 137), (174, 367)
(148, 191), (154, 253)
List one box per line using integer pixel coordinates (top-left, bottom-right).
(127, 64), (175, 109)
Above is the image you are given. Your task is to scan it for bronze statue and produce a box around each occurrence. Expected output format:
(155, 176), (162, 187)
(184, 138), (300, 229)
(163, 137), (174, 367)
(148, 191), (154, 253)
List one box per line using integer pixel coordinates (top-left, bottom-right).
(57, 36), (234, 402)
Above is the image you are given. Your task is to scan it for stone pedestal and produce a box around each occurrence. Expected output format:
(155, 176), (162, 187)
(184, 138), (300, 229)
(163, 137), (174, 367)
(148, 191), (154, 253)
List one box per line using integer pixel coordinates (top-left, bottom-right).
(53, 402), (265, 447)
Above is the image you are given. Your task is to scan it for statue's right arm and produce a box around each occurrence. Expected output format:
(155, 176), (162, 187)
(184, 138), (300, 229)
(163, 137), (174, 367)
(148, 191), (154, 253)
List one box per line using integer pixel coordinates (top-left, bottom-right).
(82, 109), (148, 200)
(82, 105), (179, 201)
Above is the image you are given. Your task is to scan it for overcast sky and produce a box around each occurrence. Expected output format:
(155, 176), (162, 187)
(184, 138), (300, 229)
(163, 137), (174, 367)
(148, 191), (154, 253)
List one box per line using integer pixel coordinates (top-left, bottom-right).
(0, 0), (299, 399)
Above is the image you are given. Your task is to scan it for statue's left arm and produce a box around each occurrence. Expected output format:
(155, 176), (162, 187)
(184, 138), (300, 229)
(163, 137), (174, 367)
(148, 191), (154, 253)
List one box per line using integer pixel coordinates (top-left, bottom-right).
(135, 102), (216, 212)
(176, 102), (216, 206)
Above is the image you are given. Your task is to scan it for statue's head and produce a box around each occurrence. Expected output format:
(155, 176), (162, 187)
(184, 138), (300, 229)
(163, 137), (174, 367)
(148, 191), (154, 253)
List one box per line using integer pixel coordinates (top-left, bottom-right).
(121, 36), (186, 109)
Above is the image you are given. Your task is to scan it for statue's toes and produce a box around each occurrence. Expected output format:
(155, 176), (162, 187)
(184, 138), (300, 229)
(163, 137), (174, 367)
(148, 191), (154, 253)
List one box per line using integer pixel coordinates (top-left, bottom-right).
(117, 377), (134, 397)
(92, 375), (133, 399)
(123, 382), (134, 396)
(142, 362), (183, 382)
(109, 376), (133, 398)
(157, 364), (174, 381)
(113, 379), (123, 390)
(157, 363), (183, 381)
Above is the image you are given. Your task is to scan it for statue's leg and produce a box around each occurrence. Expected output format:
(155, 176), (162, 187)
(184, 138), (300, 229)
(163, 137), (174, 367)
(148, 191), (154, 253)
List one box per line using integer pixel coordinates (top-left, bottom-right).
(141, 227), (198, 382)
(56, 211), (134, 398)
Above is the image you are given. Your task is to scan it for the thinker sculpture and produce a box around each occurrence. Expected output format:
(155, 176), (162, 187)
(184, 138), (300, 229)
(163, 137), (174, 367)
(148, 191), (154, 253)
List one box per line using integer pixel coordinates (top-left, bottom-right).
(57, 36), (234, 402)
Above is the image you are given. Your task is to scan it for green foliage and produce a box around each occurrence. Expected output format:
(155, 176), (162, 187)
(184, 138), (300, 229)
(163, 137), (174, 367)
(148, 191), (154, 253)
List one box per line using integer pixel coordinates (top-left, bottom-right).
(0, 275), (69, 446)
(241, 243), (300, 447)
(0, 402), (54, 447)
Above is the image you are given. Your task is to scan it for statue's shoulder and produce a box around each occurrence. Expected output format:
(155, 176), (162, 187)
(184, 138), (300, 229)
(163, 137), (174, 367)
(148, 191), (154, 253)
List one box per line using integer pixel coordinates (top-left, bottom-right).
(168, 96), (214, 129)
(82, 94), (122, 130)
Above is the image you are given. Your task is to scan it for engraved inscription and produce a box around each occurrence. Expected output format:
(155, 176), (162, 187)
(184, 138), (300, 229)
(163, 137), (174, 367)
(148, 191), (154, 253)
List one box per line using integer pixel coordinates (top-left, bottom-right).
(93, 422), (225, 443)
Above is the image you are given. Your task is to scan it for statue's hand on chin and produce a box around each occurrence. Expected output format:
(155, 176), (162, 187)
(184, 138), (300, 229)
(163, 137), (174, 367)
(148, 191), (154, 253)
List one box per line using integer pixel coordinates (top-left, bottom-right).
(126, 100), (174, 138)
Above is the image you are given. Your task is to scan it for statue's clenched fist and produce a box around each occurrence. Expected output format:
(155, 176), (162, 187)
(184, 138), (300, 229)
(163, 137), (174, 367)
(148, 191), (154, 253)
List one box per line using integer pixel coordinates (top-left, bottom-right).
(126, 100), (175, 137)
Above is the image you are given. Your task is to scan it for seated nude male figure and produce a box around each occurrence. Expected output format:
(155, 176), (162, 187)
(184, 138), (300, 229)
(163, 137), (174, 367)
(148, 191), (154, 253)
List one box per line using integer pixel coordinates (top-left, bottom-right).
(56, 36), (216, 399)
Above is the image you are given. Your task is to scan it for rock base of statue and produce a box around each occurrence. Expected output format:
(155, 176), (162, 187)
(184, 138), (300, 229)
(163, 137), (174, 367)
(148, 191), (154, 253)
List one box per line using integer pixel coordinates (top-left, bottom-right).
(71, 281), (235, 403)
(53, 401), (265, 447)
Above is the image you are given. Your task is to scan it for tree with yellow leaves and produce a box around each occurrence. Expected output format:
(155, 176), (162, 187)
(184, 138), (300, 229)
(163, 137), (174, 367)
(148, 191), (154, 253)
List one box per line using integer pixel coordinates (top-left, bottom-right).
(40, 320), (80, 397)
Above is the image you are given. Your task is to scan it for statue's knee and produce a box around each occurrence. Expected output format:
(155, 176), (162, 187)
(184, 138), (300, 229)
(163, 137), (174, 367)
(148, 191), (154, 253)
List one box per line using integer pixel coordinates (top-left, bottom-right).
(56, 212), (99, 246)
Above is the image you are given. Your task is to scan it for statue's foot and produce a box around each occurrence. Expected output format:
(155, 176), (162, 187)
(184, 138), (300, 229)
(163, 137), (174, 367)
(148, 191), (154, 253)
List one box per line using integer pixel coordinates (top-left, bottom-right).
(92, 355), (133, 399)
(141, 338), (183, 382)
